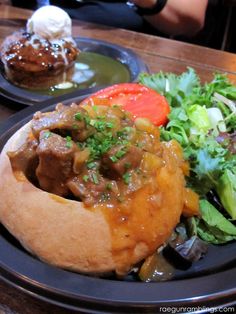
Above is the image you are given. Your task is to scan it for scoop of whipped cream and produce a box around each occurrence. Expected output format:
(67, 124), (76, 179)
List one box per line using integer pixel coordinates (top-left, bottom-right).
(26, 5), (72, 40)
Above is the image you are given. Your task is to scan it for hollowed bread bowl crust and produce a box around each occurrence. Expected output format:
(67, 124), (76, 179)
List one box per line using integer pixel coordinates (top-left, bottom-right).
(0, 121), (186, 275)
(0, 122), (115, 274)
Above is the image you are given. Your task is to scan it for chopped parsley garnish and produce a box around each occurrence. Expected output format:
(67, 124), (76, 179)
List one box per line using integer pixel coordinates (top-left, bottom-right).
(85, 131), (115, 161)
(106, 182), (113, 190)
(74, 112), (83, 121)
(105, 122), (114, 129)
(124, 162), (131, 169)
(43, 131), (52, 139)
(110, 155), (118, 163)
(91, 172), (99, 184)
(66, 136), (72, 148)
(84, 115), (91, 125)
(117, 127), (133, 138)
(101, 192), (110, 201)
(115, 149), (127, 159)
(123, 172), (131, 185)
(77, 142), (83, 149)
(89, 119), (114, 131)
(83, 175), (89, 182)
(110, 148), (127, 163)
(75, 111), (94, 127)
(89, 119), (96, 127)
(74, 113), (132, 165)
(87, 162), (97, 169)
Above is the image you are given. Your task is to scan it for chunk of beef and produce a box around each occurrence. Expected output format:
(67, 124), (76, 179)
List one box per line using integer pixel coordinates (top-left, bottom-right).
(67, 170), (109, 206)
(31, 103), (90, 141)
(102, 145), (143, 179)
(36, 130), (77, 196)
(8, 139), (39, 182)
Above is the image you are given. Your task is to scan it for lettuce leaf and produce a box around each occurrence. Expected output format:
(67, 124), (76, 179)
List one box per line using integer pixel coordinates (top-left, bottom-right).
(196, 200), (236, 244)
(217, 169), (236, 219)
(139, 67), (200, 107)
(139, 68), (236, 243)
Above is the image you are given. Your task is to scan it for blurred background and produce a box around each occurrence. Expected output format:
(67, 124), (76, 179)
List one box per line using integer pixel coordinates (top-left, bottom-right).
(2, 0), (236, 53)
(180, 0), (236, 53)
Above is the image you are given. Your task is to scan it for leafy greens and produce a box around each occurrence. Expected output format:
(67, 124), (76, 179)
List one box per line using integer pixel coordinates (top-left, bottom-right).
(139, 68), (236, 243)
(196, 200), (236, 244)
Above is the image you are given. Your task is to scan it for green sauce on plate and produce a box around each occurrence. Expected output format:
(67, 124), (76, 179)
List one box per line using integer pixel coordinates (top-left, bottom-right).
(25, 52), (131, 96)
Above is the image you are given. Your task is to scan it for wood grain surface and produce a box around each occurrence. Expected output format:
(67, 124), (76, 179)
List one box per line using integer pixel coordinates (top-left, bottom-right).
(1, 4), (236, 123)
(0, 4), (235, 313)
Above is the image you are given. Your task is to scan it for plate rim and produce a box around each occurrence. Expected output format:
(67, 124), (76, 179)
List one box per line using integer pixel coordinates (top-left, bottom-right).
(0, 36), (148, 106)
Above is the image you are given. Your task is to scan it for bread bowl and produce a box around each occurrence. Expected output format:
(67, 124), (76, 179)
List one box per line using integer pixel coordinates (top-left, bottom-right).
(0, 100), (199, 276)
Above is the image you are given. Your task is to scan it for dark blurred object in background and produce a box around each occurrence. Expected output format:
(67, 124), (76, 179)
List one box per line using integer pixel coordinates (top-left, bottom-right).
(11, 0), (49, 9)
(177, 0), (236, 53)
(222, 0), (236, 52)
(10, 0), (236, 53)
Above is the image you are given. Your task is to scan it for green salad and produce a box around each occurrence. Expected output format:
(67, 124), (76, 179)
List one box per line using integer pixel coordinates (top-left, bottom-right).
(139, 68), (236, 245)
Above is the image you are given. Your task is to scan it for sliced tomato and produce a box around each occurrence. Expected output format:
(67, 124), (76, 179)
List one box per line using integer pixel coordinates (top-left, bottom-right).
(81, 83), (170, 126)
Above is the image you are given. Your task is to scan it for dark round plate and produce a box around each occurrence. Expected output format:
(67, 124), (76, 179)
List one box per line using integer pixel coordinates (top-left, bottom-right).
(0, 37), (148, 106)
(0, 96), (236, 313)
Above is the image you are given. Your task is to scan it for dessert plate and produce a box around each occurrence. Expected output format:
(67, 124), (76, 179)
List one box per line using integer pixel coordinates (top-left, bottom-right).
(0, 95), (235, 313)
(0, 37), (148, 106)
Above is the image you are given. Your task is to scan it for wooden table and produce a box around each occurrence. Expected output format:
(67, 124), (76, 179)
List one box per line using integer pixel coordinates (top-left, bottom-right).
(0, 4), (236, 313)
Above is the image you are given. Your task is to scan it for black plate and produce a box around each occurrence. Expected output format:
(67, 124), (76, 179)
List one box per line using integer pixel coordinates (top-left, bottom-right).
(0, 37), (148, 106)
(0, 96), (236, 313)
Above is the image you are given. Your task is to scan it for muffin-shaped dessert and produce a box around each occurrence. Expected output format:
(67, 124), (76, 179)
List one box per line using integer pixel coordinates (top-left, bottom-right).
(0, 6), (79, 89)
